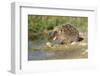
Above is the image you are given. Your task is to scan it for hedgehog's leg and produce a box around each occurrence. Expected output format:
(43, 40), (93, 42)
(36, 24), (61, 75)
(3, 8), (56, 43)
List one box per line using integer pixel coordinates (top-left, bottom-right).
(60, 41), (65, 44)
(77, 37), (84, 42)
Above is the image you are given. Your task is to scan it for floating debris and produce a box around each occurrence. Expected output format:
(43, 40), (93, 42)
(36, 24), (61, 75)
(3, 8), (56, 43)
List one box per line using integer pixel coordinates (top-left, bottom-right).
(46, 42), (53, 48)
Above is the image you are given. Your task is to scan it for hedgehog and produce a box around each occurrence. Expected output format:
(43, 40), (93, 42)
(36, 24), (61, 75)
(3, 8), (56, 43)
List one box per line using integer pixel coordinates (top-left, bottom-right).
(51, 24), (83, 44)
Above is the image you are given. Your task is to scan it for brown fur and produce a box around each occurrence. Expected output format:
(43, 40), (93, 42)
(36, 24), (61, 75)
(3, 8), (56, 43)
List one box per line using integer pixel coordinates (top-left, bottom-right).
(51, 24), (83, 44)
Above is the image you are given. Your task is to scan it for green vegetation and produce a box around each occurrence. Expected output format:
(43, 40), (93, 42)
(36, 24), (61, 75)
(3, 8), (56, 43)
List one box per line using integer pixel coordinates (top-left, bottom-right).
(28, 15), (88, 60)
(28, 15), (88, 40)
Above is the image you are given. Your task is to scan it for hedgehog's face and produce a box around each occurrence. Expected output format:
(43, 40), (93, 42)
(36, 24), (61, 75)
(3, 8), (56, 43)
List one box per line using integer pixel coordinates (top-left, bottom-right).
(51, 30), (63, 40)
(52, 31), (58, 40)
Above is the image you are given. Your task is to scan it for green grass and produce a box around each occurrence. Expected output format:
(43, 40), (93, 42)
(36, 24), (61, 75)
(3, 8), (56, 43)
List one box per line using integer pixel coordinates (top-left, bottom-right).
(28, 15), (88, 40)
(28, 15), (88, 59)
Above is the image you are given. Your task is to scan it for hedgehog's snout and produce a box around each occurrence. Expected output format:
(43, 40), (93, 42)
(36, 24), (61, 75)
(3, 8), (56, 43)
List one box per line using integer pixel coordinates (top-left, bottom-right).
(51, 31), (58, 40)
(53, 36), (57, 40)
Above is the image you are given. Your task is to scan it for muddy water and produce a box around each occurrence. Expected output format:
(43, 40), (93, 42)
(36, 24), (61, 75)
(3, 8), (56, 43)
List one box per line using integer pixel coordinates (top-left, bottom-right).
(28, 40), (88, 61)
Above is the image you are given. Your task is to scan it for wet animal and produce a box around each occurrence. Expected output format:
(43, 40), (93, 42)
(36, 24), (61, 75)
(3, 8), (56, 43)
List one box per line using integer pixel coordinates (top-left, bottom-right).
(51, 24), (83, 44)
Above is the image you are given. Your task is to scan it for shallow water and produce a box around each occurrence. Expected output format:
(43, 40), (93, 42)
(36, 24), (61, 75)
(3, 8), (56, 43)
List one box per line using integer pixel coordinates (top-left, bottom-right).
(28, 40), (88, 61)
